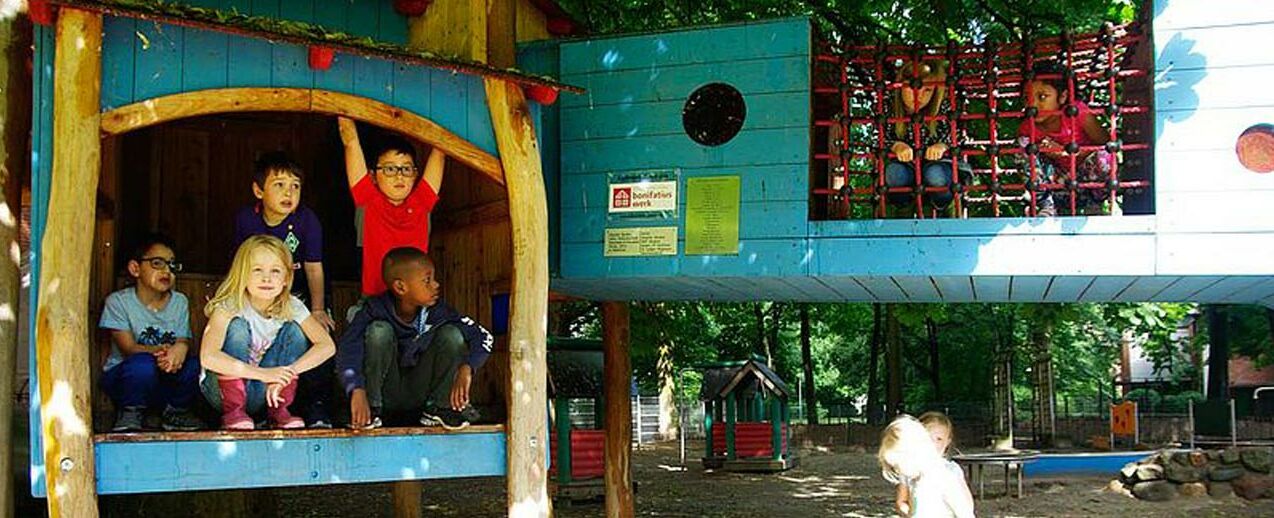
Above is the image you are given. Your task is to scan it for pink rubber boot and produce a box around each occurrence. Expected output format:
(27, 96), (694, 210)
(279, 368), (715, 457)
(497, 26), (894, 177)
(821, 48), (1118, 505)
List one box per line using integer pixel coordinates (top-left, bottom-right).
(267, 380), (304, 429)
(218, 377), (254, 430)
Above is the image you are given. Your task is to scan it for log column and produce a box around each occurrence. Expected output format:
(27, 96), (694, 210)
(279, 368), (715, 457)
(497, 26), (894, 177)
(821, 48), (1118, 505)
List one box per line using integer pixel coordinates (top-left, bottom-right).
(602, 301), (634, 518)
(36, 8), (103, 518)
(484, 78), (550, 518)
(0, 10), (32, 518)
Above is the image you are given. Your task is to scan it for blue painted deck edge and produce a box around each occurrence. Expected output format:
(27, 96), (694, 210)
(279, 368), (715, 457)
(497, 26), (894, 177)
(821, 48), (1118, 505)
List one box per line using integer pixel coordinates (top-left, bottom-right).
(1022, 452), (1152, 477)
(94, 432), (508, 494)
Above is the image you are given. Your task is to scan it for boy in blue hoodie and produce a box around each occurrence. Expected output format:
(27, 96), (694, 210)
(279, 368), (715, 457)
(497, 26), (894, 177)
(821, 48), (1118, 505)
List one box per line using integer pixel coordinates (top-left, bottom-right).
(338, 246), (494, 429)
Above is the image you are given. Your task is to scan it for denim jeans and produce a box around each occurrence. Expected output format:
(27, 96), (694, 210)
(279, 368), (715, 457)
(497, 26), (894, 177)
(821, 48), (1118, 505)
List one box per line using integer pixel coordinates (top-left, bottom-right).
(201, 317), (308, 416)
(101, 351), (200, 410)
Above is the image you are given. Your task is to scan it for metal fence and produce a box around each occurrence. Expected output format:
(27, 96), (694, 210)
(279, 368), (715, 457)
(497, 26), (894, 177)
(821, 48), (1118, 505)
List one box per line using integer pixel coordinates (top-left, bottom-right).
(565, 396), (662, 445)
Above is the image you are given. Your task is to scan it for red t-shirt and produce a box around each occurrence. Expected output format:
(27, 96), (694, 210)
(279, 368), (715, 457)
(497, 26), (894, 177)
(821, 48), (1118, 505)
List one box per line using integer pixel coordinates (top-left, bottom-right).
(353, 175), (439, 295)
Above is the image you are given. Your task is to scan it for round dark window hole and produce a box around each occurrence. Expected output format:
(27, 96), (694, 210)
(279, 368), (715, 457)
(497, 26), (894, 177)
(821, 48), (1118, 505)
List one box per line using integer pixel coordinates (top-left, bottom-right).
(682, 83), (746, 147)
(1236, 123), (1274, 173)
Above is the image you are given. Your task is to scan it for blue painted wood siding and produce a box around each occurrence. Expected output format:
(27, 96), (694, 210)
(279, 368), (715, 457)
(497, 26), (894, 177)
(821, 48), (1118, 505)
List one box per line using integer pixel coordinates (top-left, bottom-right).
(98, 7), (497, 156)
(555, 18), (813, 280)
(93, 432), (506, 494)
(26, 21), (54, 500)
(547, 9), (1274, 305)
(1154, 0), (1274, 275)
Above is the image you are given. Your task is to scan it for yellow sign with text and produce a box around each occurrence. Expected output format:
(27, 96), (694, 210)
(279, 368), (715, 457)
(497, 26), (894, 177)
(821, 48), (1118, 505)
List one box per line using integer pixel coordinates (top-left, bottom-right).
(604, 226), (678, 257)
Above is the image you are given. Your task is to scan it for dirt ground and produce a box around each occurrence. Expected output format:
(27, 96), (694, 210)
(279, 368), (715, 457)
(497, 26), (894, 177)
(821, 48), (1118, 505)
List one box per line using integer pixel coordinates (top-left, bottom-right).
(244, 440), (1274, 517)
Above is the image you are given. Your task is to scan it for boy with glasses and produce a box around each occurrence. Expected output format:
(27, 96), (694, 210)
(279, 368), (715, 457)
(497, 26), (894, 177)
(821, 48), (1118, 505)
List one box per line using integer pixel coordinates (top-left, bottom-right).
(98, 233), (202, 431)
(337, 117), (447, 297)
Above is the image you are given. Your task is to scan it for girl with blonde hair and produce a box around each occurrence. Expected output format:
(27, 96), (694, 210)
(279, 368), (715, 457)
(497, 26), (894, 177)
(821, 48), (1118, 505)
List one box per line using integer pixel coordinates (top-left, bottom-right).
(879, 415), (974, 518)
(200, 235), (336, 429)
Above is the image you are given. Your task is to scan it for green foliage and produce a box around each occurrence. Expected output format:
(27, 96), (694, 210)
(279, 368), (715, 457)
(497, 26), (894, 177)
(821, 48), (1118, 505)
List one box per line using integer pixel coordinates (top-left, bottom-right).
(556, 0), (1145, 43)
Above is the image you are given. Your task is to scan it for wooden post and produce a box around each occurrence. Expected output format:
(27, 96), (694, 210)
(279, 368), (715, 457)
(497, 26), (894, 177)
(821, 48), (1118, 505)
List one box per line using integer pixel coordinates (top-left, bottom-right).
(602, 301), (634, 518)
(0, 11), (33, 518)
(770, 398), (782, 460)
(483, 78), (550, 518)
(36, 8), (103, 517)
(391, 481), (422, 518)
(703, 400), (714, 458)
(486, 0), (516, 68)
(410, 0), (488, 62)
(555, 397), (572, 484)
(724, 393), (736, 459)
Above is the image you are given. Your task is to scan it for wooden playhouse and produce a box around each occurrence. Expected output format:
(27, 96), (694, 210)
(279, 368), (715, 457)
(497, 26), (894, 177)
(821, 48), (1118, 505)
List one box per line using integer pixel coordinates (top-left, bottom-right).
(699, 358), (796, 472)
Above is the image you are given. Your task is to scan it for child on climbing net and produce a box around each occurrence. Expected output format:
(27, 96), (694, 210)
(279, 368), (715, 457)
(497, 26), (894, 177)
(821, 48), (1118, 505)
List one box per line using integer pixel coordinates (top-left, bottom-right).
(1019, 61), (1116, 216)
(883, 58), (970, 214)
(199, 235), (336, 430)
(880, 414), (974, 518)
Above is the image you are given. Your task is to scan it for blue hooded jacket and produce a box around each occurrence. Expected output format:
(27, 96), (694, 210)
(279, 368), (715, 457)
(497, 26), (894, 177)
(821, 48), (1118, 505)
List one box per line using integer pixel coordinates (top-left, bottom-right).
(337, 293), (494, 395)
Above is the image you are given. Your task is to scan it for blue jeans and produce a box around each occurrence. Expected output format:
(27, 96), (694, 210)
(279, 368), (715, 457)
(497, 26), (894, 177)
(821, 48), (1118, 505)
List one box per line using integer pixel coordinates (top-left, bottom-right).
(884, 160), (971, 208)
(201, 317), (308, 416)
(101, 351), (200, 410)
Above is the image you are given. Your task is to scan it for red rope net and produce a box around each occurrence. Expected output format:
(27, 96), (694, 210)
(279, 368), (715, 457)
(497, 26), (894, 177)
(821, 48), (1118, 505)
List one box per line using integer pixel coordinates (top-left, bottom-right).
(812, 23), (1153, 219)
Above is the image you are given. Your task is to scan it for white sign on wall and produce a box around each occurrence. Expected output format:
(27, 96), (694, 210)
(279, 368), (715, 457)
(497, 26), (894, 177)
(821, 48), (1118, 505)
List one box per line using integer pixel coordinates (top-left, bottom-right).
(607, 180), (678, 214)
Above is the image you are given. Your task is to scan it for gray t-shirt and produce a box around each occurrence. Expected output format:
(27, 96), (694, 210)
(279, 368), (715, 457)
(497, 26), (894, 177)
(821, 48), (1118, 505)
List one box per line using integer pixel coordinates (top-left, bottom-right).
(234, 295), (310, 365)
(98, 287), (192, 371)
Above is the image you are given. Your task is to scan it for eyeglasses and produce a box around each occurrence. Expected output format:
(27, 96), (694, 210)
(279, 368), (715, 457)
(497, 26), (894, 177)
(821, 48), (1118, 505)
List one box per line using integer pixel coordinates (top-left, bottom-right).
(138, 257), (183, 272)
(375, 165), (418, 178)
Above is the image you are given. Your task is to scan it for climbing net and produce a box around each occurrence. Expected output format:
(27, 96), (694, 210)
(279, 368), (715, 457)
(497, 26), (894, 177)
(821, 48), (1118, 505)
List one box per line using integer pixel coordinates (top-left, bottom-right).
(813, 23), (1153, 219)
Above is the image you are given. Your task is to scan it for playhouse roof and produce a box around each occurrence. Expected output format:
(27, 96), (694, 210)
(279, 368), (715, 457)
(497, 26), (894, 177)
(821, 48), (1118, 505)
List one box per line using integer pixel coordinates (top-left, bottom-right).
(547, 338), (604, 399)
(56, 0), (583, 93)
(699, 358), (790, 401)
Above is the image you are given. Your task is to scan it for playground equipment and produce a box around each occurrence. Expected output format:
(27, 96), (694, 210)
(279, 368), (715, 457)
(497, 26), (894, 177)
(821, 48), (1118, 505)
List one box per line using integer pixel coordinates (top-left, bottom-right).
(547, 338), (606, 501)
(15, 1), (1274, 516)
(22, 0), (583, 515)
(1109, 400), (1140, 449)
(700, 358), (797, 472)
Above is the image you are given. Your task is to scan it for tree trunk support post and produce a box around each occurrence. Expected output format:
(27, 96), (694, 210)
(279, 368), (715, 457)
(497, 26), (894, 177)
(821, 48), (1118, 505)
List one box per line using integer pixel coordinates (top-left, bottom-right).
(0, 10), (33, 518)
(555, 396), (572, 484)
(391, 482), (422, 518)
(703, 399), (714, 458)
(770, 398), (782, 460)
(602, 301), (634, 518)
(36, 8), (103, 518)
(725, 393), (736, 459)
(484, 78), (550, 518)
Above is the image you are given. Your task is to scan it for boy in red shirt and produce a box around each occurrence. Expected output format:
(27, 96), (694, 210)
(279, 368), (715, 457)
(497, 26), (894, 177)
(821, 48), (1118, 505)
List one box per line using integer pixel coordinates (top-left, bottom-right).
(338, 116), (447, 296)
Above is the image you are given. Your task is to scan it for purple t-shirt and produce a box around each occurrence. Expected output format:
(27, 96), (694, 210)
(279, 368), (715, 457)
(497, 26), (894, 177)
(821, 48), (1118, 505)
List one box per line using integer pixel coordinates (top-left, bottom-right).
(232, 204), (324, 303)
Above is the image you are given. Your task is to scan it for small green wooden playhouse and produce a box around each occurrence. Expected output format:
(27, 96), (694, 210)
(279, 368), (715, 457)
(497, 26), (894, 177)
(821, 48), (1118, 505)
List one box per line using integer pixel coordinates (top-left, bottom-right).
(700, 358), (797, 472)
(547, 338), (607, 499)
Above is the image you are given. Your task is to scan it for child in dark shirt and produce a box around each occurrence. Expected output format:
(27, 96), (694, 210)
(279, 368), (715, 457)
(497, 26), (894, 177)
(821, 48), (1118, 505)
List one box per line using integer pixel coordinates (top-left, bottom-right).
(337, 247), (493, 430)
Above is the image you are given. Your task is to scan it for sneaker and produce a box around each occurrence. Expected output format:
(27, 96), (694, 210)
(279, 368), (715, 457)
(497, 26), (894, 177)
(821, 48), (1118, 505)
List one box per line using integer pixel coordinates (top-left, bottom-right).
(161, 407), (203, 431)
(307, 402), (333, 429)
(420, 406), (470, 431)
(112, 406), (145, 432)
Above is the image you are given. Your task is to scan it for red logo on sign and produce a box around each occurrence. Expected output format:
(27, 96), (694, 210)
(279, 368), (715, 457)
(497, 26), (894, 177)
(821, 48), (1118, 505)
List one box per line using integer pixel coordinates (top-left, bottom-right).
(613, 187), (632, 208)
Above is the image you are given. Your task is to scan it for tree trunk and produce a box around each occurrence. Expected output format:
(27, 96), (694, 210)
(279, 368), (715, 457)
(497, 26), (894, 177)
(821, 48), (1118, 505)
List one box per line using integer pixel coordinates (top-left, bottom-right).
(657, 335), (677, 440)
(799, 305), (817, 425)
(1119, 330), (1133, 398)
(754, 302), (766, 362)
(766, 303), (784, 368)
(1029, 320), (1056, 448)
(925, 317), (941, 401)
(0, 12), (32, 518)
(990, 306), (1016, 447)
(1206, 305), (1230, 401)
(866, 303), (882, 425)
(885, 305), (902, 419)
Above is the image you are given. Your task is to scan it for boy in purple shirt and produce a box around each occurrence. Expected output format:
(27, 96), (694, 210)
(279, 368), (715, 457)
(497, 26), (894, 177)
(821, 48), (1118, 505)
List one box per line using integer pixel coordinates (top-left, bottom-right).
(232, 152), (335, 427)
